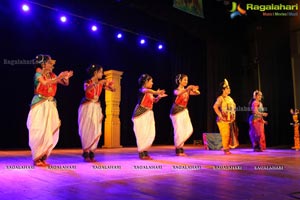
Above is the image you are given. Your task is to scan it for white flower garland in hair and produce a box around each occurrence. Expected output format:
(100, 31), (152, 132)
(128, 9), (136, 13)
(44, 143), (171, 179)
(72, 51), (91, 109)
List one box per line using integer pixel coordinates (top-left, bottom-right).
(253, 90), (259, 99)
(36, 55), (44, 64)
(176, 74), (181, 85)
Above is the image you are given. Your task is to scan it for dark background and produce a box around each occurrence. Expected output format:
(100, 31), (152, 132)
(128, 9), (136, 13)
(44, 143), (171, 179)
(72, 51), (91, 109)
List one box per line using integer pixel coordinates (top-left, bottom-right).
(0, 0), (297, 149)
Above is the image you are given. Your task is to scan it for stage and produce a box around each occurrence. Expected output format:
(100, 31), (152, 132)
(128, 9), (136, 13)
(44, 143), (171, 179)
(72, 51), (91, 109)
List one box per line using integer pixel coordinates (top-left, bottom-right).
(0, 145), (299, 200)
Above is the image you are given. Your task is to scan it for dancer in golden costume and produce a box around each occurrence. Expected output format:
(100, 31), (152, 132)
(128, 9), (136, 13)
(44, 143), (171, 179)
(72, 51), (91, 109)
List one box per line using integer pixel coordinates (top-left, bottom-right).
(213, 79), (238, 155)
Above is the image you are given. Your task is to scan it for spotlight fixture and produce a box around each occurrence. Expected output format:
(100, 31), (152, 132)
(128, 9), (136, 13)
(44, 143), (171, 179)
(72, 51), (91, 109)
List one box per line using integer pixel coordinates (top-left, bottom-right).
(157, 43), (164, 50)
(139, 39), (146, 45)
(18, 2), (166, 52)
(116, 32), (123, 39)
(91, 25), (98, 31)
(22, 4), (30, 12)
(60, 16), (67, 23)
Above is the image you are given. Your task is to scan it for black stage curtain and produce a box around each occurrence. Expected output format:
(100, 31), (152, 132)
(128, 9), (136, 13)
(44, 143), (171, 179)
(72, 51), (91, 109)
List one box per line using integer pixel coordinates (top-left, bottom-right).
(206, 18), (294, 147)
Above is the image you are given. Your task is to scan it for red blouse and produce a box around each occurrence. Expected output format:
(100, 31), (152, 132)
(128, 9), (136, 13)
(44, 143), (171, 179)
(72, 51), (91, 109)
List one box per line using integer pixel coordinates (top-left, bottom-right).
(140, 93), (154, 109)
(175, 92), (189, 108)
(85, 80), (103, 100)
(35, 72), (57, 97)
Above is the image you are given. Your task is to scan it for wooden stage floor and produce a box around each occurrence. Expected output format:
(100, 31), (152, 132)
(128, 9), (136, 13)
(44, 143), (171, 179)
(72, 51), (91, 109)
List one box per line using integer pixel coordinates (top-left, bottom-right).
(0, 145), (300, 200)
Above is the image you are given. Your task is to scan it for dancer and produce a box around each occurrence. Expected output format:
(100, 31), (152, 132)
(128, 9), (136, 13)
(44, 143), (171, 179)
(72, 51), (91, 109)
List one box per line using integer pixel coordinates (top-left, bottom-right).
(132, 74), (167, 160)
(248, 90), (268, 152)
(27, 54), (73, 167)
(213, 79), (238, 155)
(170, 74), (200, 156)
(78, 64), (115, 162)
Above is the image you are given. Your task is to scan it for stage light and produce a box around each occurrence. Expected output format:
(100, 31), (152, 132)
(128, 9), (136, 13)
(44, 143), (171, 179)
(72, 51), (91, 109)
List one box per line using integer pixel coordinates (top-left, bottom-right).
(17, 2), (165, 53)
(60, 16), (67, 23)
(116, 33), (123, 39)
(91, 25), (98, 31)
(139, 38), (146, 45)
(157, 43), (164, 50)
(22, 4), (30, 12)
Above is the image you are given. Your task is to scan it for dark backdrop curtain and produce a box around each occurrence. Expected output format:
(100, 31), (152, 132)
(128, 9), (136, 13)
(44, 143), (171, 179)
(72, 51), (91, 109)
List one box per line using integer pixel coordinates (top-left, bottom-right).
(206, 18), (294, 147)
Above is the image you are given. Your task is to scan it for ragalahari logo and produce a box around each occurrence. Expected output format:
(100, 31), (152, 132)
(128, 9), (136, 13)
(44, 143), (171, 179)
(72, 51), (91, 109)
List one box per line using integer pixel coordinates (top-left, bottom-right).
(229, 2), (246, 19)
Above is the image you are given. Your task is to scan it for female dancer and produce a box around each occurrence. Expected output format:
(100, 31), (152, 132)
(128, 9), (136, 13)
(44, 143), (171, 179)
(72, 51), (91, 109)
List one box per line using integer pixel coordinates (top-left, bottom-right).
(78, 64), (115, 162)
(248, 90), (268, 151)
(132, 74), (167, 160)
(170, 74), (200, 156)
(213, 79), (238, 155)
(27, 54), (73, 166)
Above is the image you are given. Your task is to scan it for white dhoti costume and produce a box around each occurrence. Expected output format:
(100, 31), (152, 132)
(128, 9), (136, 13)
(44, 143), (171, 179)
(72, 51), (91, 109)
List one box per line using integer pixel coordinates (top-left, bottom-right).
(78, 101), (103, 152)
(132, 110), (155, 152)
(27, 100), (60, 161)
(170, 109), (193, 148)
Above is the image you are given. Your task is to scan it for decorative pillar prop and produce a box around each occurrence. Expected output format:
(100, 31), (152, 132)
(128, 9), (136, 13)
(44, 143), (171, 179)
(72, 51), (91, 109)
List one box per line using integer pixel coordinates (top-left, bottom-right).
(290, 109), (300, 151)
(102, 70), (123, 148)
